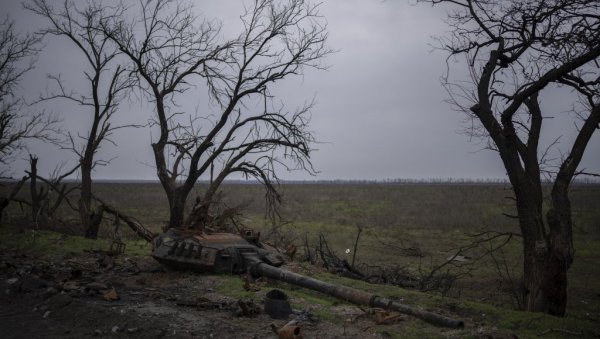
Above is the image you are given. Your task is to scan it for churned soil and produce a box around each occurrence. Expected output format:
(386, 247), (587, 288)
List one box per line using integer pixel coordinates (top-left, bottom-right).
(0, 250), (403, 338)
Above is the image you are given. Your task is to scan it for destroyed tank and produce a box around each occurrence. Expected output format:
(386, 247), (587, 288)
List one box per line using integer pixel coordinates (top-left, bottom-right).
(150, 228), (464, 328)
(151, 228), (284, 274)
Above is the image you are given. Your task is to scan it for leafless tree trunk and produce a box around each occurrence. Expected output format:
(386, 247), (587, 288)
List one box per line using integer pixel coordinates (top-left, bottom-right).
(26, 0), (133, 238)
(0, 175), (29, 223)
(28, 155), (42, 224)
(101, 0), (330, 229)
(420, 0), (600, 316)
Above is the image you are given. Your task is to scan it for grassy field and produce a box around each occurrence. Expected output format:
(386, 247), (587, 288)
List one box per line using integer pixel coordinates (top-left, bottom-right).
(1, 181), (599, 322)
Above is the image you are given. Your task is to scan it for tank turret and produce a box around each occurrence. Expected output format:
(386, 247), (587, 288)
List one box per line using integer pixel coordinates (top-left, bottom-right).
(151, 228), (284, 274)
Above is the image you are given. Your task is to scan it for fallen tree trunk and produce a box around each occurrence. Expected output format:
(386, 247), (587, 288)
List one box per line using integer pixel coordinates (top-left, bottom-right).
(99, 203), (155, 243)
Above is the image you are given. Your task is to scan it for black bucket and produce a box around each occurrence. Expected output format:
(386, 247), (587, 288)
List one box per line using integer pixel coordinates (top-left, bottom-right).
(264, 289), (292, 319)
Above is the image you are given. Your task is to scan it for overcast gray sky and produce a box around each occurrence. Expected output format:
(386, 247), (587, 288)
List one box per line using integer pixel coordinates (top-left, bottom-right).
(4, 0), (599, 181)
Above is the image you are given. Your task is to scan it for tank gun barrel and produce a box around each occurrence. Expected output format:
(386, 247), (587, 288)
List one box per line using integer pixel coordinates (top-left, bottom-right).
(243, 254), (464, 328)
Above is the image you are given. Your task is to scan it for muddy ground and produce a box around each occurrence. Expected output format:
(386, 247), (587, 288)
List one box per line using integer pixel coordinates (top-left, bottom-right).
(0, 249), (433, 339)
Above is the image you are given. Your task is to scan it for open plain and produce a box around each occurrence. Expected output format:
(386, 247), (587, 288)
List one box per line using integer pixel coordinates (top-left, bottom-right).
(1, 181), (599, 338)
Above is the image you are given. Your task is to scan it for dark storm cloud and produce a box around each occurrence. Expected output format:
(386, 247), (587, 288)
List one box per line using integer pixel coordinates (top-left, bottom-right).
(4, 0), (599, 180)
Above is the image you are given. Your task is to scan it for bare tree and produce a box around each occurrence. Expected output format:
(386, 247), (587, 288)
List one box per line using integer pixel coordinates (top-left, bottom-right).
(26, 0), (133, 238)
(0, 17), (56, 173)
(419, 0), (600, 315)
(101, 0), (329, 229)
(26, 154), (79, 227)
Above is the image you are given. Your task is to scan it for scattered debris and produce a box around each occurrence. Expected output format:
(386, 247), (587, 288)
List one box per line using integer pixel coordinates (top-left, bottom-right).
(43, 294), (73, 310)
(61, 281), (79, 291)
(243, 272), (266, 292)
(19, 276), (49, 292)
(234, 299), (261, 317)
(98, 254), (114, 269)
(110, 240), (126, 255)
(270, 321), (303, 339)
(85, 282), (108, 291)
(369, 309), (404, 325)
(6, 277), (19, 285)
(0, 245), (469, 338)
(176, 296), (224, 310)
(291, 310), (319, 326)
(102, 288), (119, 301)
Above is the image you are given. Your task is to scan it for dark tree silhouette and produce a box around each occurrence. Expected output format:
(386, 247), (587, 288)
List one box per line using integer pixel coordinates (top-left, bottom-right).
(0, 17), (55, 173)
(26, 0), (133, 238)
(26, 155), (78, 227)
(0, 17), (58, 220)
(101, 0), (330, 229)
(420, 0), (600, 315)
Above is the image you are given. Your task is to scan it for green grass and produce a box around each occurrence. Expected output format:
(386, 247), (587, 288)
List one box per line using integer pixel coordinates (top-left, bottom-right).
(0, 225), (152, 256)
(211, 261), (599, 338)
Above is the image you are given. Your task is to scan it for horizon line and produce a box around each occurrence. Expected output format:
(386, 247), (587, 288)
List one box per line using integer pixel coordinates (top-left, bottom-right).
(3, 177), (597, 185)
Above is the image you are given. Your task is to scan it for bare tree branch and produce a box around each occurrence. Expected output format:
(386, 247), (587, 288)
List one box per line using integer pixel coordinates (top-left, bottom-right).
(0, 17), (58, 172)
(100, 0), (330, 229)
(26, 0), (136, 238)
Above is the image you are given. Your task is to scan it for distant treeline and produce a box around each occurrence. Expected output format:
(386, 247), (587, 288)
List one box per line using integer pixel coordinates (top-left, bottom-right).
(270, 178), (600, 185)
(5, 177), (595, 186)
